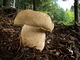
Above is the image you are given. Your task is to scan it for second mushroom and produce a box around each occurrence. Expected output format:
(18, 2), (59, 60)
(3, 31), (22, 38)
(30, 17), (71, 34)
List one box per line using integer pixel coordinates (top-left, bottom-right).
(14, 10), (54, 51)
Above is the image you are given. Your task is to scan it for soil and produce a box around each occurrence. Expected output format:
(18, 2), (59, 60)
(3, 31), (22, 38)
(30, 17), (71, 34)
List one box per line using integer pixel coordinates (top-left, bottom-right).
(0, 8), (80, 60)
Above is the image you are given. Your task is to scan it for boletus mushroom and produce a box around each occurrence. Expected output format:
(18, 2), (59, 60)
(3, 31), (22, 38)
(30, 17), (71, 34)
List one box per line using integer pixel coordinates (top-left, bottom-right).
(14, 10), (54, 51)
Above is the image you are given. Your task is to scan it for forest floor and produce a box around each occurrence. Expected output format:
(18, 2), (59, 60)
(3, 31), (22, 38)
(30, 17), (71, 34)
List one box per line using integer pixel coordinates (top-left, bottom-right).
(0, 8), (80, 60)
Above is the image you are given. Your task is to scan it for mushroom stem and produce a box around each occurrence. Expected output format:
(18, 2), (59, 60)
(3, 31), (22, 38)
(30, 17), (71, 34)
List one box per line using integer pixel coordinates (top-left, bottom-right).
(21, 25), (46, 51)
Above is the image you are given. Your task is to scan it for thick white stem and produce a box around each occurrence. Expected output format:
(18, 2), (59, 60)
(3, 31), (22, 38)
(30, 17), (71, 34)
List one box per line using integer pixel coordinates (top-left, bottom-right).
(21, 25), (46, 51)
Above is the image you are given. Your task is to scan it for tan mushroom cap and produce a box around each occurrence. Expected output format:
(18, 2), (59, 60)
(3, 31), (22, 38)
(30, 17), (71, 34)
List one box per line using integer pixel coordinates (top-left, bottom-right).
(14, 10), (54, 32)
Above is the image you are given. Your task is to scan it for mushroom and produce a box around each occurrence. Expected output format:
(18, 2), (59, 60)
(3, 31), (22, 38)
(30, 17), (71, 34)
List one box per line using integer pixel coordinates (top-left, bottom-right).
(14, 10), (54, 51)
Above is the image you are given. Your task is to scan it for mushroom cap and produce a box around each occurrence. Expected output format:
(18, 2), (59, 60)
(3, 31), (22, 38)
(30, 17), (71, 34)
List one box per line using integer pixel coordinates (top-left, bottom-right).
(14, 10), (54, 32)
(21, 25), (46, 51)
